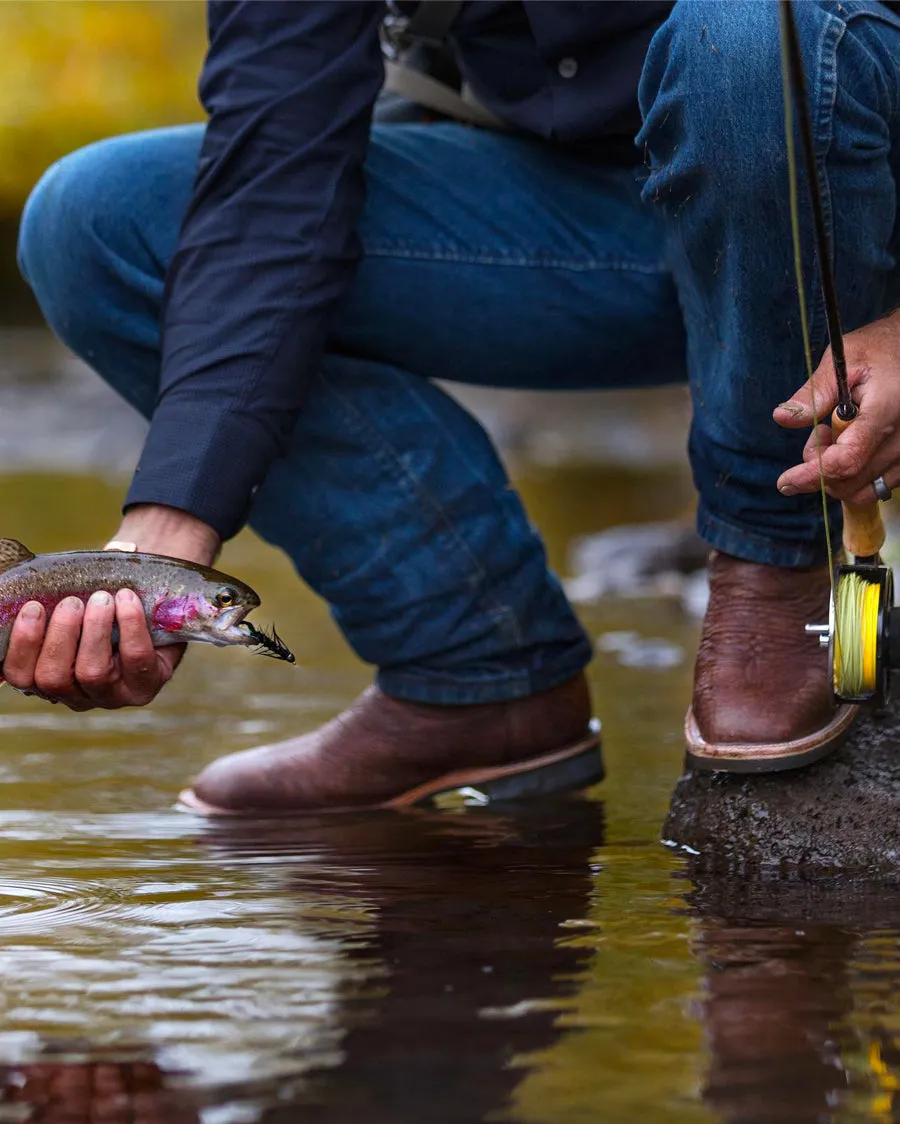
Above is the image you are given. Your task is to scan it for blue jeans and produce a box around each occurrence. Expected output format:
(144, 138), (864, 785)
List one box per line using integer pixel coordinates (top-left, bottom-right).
(16, 1), (900, 705)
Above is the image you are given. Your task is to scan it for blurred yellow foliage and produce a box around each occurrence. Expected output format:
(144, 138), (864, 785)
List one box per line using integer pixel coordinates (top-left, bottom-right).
(0, 0), (206, 216)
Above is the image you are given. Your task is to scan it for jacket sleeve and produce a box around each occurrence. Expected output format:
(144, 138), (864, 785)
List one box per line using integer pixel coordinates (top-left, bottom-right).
(125, 1), (385, 540)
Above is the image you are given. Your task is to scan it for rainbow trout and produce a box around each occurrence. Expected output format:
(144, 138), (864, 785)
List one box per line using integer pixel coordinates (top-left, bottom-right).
(0, 538), (294, 664)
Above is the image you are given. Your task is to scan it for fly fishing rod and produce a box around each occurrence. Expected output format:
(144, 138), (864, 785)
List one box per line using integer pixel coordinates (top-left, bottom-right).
(780, 0), (898, 705)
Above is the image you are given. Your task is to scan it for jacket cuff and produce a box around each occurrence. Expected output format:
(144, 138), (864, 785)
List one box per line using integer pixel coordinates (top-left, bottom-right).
(124, 405), (278, 541)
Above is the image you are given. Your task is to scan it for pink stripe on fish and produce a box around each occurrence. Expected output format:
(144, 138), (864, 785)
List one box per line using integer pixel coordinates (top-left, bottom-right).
(151, 594), (205, 633)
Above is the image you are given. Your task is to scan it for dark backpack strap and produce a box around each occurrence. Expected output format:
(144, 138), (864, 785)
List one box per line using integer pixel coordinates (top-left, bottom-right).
(381, 0), (505, 130)
(404, 1), (464, 47)
(383, 59), (505, 129)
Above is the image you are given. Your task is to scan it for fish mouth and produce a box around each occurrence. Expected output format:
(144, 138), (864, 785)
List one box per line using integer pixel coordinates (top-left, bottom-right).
(205, 604), (252, 645)
(195, 606), (295, 664)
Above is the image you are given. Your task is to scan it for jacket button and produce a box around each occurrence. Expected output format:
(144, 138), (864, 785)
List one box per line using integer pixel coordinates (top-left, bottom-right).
(557, 57), (578, 79)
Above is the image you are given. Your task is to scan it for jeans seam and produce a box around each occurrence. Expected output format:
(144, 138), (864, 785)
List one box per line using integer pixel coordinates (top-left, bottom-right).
(363, 246), (669, 273)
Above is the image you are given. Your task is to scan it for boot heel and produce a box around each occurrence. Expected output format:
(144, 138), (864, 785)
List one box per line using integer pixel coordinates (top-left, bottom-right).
(452, 720), (604, 804)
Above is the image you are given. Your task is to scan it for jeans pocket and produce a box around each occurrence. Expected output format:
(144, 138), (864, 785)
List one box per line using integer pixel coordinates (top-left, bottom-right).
(839, 0), (900, 30)
(836, 1), (900, 132)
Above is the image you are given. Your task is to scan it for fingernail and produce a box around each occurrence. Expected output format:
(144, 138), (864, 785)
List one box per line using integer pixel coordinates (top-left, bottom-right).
(779, 484), (798, 496)
(116, 589), (138, 605)
(776, 401), (806, 417)
(62, 596), (84, 614)
(20, 602), (41, 621)
(89, 591), (112, 608)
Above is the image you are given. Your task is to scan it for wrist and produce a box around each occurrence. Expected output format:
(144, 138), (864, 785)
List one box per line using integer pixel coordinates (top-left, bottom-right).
(112, 504), (221, 566)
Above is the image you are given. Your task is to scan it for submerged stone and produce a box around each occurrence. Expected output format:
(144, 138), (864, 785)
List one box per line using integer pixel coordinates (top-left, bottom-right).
(664, 702), (900, 874)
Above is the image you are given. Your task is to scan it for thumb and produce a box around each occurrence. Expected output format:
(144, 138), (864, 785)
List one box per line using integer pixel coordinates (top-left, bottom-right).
(773, 350), (839, 428)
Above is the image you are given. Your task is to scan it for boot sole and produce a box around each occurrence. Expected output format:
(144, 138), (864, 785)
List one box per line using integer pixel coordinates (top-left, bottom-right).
(177, 719), (603, 816)
(683, 705), (859, 774)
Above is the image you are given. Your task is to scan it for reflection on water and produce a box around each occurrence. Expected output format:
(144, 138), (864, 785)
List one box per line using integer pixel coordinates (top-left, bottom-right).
(0, 1051), (200, 1123)
(3, 331), (900, 1122)
(211, 804), (605, 1123)
(685, 872), (900, 1124)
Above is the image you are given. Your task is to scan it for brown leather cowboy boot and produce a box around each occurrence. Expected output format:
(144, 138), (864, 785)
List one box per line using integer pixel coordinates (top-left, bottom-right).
(179, 672), (602, 814)
(686, 551), (857, 772)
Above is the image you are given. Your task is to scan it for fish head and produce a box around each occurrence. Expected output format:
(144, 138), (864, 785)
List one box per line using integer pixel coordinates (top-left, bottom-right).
(146, 562), (295, 662)
(149, 571), (259, 643)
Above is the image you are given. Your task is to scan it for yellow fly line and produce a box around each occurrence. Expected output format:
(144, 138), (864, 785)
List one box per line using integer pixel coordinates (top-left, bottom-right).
(834, 570), (880, 696)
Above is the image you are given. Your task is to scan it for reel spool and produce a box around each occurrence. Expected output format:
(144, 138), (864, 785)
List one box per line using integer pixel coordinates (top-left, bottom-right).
(806, 564), (896, 706)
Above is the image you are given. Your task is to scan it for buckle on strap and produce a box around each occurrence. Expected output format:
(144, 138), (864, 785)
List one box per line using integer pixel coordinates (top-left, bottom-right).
(381, 9), (410, 60)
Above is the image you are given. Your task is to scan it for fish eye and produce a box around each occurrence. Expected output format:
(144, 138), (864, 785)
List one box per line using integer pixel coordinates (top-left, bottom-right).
(215, 587), (236, 608)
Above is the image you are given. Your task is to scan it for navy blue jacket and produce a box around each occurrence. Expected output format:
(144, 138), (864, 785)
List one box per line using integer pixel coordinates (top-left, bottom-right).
(126, 1), (673, 539)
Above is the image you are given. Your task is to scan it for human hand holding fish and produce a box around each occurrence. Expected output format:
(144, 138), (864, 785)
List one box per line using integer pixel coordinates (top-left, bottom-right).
(0, 503), (293, 712)
(774, 311), (900, 506)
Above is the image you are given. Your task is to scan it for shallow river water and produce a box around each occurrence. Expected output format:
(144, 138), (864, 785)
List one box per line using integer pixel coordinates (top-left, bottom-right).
(0, 333), (899, 1123)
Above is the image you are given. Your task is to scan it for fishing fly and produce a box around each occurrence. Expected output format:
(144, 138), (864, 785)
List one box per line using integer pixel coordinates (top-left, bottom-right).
(241, 621), (296, 663)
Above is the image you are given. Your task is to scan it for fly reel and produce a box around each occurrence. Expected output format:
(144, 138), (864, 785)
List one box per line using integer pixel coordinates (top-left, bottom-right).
(806, 564), (897, 706)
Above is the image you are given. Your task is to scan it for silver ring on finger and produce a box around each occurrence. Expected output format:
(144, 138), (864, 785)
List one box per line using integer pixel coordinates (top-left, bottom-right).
(873, 476), (893, 503)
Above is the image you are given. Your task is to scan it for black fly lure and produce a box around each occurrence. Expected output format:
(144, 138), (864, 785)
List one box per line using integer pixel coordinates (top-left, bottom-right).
(243, 622), (296, 664)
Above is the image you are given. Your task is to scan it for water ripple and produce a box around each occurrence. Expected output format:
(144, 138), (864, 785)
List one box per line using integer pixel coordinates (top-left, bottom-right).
(0, 877), (124, 933)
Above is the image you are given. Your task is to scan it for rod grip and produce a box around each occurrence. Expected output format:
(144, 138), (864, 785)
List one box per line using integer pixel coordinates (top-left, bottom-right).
(831, 410), (886, 558)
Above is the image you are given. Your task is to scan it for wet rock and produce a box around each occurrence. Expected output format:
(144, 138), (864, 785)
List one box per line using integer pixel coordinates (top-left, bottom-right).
(664, 703), (900, 874)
